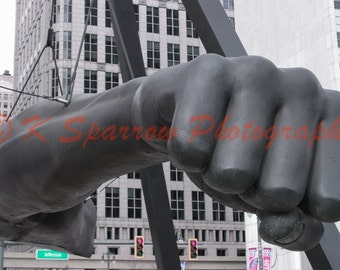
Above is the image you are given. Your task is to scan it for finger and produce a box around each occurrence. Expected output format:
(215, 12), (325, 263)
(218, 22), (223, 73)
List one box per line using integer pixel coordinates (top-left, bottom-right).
(187, 172), (256, 213)
(168, 55), (234, 171)
(302, 90), (340, 222)
(258, 208), (324, 251)
(204, 59), (280, 193)
(241, 68), (324, 211)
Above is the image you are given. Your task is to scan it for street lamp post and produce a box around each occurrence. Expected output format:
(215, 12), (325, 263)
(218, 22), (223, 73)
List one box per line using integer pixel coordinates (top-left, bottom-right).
(102, 253), (115, 270)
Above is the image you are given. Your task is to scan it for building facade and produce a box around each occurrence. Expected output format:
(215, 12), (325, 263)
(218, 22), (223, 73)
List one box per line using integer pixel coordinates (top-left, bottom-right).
(8, 0), (247, 269)
(0, 71), (14, 118)
(235, 1), (340, 269)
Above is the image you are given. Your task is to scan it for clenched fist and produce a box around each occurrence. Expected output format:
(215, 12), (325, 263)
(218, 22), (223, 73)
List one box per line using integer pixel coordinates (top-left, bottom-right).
(0, 54), (338, 256)
(133, 54), (340, 251)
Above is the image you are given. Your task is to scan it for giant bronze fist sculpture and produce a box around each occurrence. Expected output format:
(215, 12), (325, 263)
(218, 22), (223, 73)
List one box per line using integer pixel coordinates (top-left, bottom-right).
(0, 55), (339, 256)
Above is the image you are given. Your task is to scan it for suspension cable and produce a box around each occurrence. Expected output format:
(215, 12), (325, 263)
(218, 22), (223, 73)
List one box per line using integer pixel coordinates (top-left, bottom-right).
(0, 85), (54, 101)
(65, 0), (95, 106)
(7, 0), (95, 118)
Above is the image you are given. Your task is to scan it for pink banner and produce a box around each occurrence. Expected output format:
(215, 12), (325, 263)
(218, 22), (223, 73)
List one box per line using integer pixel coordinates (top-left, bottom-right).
(263, 247), (272, 270)
(248, 247), (258, 270)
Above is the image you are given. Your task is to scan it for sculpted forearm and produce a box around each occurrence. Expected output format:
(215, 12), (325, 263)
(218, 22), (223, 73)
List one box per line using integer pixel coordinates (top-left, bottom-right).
(0, 77), (169, 217)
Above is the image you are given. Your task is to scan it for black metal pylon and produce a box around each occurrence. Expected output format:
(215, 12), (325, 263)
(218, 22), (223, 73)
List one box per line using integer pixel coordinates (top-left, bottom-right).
(107, 1), (181, 270)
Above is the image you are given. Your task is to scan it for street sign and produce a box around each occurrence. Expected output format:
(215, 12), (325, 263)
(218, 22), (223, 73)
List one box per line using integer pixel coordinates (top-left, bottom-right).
(36, 249), (69, 260)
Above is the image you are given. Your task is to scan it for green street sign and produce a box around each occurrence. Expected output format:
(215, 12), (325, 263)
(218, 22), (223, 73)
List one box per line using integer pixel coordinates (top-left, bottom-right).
(36, 249), (69, 260)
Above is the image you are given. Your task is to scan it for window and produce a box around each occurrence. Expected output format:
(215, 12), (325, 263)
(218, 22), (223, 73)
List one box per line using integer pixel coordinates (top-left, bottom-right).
(337, 32), (340, 47)
(107, 227), (112, 239)
(178, 249), (184, 256)
(134, 5), (139, 30)
(129, 227), (142, 240)
(198, 249), (206, 256)
(128, 188), (142, 218)
(223, 0), (234, 10)
(335, 1), (340, 9)
(233, 209), (245, 222)
(192, 191), (205, 220)
(237, 249), (246, 257)
(235, 230), (246, 242)
(171, 190), (185, 220)
(51, 68), (60, 97)
(105, 72), (119, 90)
(108, 247), (119, 255)
(62, 68), (71, 95)
(52, 68), (71, 97)
(167, 9), (179, 36)
(52, 0), (61, 23)
(170, 164), (183, 181)
(105, 187), (119, 218)
(187, 46), (199, 62)
(63, 31), (72, 59)
(85, 34), (97, 62)
(105, 36), (118, 64)
(186, 14), (198, 38)
(217, 249), (227, 256)
(222, 230), (227, 242)
(105, 1), (111, 27)
(147, 7), (159, 33)
(212, 201), (226, 221)
(202, 230), (206, 241)
(64, 0), (72, 22)
(147, 41), (160, 68)
(107, 227), (120, 240)
(127, 171), (141, 179)
(167, 43), (180, 67)
(85, 0), (97, 26)
(53, 31), (60, 60)
(84, 70), (97, 93)
(215, 230), (220, 242)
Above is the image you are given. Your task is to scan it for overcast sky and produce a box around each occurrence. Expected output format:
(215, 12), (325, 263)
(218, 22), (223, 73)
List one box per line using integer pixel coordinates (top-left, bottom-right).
(0, 1), (16, 75)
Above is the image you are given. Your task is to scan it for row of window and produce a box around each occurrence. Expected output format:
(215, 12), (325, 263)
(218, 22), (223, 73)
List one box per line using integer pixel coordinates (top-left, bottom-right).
(105, 226), (245, 243)
(53, 1), (201, 38)
(105, 246), (245, 257)
(51, 68), (119, 96)
(53, 31), (199, 68)
(51, 40), (199, 95)
(104, 187), (244, 222)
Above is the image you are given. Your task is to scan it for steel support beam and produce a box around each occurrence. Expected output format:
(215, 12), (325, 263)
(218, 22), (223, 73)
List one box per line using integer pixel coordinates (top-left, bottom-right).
(182, 0), (247, 57)
(107, 1), (181, 270)
(182, 1), (340, 269)
(305, 222), (340, 270)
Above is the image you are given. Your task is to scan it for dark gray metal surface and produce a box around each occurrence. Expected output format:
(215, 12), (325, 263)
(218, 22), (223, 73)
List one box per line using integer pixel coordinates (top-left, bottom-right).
(182, 0), (340, 268)
(107, 1), (181, 269)
(306, 223), (340, 270)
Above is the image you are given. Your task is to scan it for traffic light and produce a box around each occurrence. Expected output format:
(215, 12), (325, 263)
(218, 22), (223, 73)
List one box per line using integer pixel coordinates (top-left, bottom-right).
(188, 238), (198, 260)
(134, 236), (144, 258)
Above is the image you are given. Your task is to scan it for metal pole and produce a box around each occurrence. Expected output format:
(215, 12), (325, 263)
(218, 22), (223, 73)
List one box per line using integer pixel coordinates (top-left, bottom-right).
(107, 1), (181, 270)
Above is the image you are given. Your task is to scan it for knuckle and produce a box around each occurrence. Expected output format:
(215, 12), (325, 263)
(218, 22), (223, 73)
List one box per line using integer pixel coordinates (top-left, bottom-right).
(241, 187), (303, 211)
(204, 166), (256, 194)
(168, 137), (211, 173)
(307, 194), (340, 222)
(283, 68), (325, 106)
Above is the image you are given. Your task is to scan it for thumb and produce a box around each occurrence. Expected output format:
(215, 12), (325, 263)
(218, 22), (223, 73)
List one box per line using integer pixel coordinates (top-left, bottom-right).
(257, 208), (324, 251)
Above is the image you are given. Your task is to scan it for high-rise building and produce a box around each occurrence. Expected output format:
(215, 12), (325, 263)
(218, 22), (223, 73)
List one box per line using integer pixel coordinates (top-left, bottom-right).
(0, 71), (14, 118)
(235, 1), (340, 269)
(8, 0), (247, 269)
